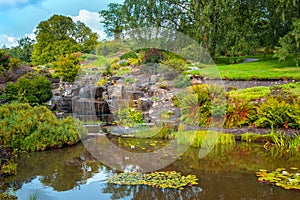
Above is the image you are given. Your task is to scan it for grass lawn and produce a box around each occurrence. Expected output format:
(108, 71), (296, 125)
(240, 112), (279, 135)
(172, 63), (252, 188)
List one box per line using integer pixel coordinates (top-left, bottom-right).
(80, 54), (107, 68)
(189, 55), (300, 80)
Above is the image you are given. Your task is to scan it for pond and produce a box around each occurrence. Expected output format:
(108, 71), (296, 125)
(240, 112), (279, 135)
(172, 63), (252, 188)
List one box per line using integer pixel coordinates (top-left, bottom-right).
(3, 137), (300, 200)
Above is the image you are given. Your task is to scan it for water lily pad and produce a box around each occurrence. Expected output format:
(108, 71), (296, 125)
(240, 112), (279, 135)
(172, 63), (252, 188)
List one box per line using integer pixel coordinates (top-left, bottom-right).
(107, 171), (198, 190)
(256, 168), (300, 191)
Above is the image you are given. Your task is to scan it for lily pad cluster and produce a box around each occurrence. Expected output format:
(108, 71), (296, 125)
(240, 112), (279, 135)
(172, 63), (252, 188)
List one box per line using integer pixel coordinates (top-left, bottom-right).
(107, 171), (198, 189)
(256, 168), (300, 190)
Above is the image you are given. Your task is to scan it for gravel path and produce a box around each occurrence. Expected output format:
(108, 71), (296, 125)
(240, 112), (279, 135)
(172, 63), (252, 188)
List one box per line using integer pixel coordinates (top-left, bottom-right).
(205, 79), (298, 89)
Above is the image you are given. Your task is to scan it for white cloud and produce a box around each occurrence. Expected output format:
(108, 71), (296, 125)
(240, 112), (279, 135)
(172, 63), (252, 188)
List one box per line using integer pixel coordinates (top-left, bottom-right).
(0, 34), (18, 48)
(0, 0), (44, 11)
(70, 9), (106, 40)
(0, 9), (106, 48)
(25, 32), (36, 40)
(0, 29), (36, 48)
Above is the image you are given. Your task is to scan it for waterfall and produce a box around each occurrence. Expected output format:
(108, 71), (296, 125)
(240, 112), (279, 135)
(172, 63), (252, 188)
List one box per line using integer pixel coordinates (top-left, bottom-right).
(74, 86), (97, 122)
(74, 86), (113, 124)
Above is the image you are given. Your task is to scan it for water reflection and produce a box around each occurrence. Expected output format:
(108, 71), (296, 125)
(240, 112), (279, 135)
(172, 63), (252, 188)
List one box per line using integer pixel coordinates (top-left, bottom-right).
(2, 139), (300, 200)
(5, 143), (110, 192)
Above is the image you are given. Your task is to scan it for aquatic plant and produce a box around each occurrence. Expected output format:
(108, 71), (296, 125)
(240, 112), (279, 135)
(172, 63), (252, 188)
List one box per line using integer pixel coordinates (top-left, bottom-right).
(0, 161), (17, 176)
(217, 134), (235, 145)
(174, 131), (235, 148)
(240, 133), (272, 143)
(256, 168), (300, 190)
(111, 137), (168, 152)
(107, 171), (198, 189)
(288, 135), (300, 152)
(29, 192), (38, 200)
(268, 132), (300, 153)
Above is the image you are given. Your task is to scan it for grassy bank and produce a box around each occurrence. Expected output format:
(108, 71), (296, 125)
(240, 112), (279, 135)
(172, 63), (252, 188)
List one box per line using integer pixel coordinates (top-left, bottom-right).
(190, 55), (300, 80)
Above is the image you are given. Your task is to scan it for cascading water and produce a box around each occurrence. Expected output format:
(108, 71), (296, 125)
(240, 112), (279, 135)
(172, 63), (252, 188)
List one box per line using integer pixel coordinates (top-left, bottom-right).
(73, 86), (113, 124)
(73, 86), (97, 122)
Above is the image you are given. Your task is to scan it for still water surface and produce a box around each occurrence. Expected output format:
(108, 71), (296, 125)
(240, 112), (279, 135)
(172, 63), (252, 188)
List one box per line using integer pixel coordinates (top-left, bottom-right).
(4, 138), (300, 200)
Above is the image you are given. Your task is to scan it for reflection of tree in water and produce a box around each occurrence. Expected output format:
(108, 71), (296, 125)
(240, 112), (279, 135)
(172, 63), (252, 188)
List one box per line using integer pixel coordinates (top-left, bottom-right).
(40, 161), (84, 191)
(101, 184), (202, 200)
(4, 143), (110, 192)
(102, 184), (134, 200)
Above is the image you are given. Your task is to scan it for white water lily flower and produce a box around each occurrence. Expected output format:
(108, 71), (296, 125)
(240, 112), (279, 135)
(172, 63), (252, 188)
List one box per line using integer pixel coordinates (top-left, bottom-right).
(282, 171), (288, 175)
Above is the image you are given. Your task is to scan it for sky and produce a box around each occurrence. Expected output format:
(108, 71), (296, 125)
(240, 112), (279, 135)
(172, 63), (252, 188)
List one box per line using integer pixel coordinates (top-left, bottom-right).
(0, 0), (124, 47)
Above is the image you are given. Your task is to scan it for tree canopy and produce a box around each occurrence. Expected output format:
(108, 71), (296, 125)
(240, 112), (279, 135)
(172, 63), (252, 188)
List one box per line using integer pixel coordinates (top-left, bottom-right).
(274, 18), (300, 66)
(99, 3), (126, 40)
(99, 0), (300, 59)
(7, 36), (34, 64)
(31, 14), (98, 65)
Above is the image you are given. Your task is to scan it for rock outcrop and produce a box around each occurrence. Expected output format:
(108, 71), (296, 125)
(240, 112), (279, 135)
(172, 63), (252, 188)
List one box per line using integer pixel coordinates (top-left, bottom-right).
(50, 67), (182, 130)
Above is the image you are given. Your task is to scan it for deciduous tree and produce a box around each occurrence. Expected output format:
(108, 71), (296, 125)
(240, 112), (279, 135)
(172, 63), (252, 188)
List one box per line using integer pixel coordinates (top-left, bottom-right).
(99, 3), (126, 40)
(31, 15), (97, 65)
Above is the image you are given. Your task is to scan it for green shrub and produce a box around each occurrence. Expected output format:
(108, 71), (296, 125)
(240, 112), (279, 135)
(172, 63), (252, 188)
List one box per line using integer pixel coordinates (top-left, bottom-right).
(120, 51), (138, 60)
(225, 99), (256, 128)
(95, 40), (125, 56)
(115, 67), (131, 76)
(118, 107), (144, 127)
(173, 75), (191, 88)
(179, 84), (211, 126)
(143, 48), (165, 64)
(228, 86), (271, 101)
(101, 45), (110, 56)
(0, 50), (10, 72)
(254, 97), (300, 129)
(8, 58), (21, 70)
(103, 62), (112, 76)
(51, 73), (60, 79)
(110, 62), (120, 70)
(97, 78), (108, 86)
(162, 58), (188, 72)
(0, 102), (81, 151)
(119, 60), (128, 67)
(127, 57), (141, 66)
(54, 54), (80, 82)
(179, 84), (226, 127)
(3, 75), (52, 105)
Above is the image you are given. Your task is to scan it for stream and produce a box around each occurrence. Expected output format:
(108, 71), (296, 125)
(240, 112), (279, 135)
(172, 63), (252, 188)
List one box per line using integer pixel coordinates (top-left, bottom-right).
(3, 137), (300, 200)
